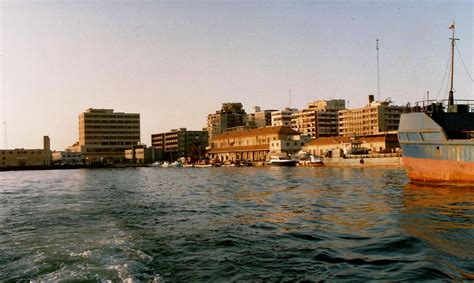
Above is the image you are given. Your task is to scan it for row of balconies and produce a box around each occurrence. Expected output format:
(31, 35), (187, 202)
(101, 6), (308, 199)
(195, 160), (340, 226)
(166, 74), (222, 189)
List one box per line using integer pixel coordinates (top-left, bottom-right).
(81, 125), (140, 129)
(83, 115), (139, 119)
(84, 131), (139, 135)
(83, 120), (139, 124)
(84, 136), (140, 140)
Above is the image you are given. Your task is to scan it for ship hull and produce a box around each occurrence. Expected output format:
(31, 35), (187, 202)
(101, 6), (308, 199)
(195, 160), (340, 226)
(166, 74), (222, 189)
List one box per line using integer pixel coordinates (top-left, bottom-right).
(398, 112), (474, 184)
(403, 156), (474, 183)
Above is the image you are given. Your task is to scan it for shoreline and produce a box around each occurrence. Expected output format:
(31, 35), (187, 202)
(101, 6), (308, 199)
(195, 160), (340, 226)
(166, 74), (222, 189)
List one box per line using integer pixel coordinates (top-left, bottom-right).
(0, 157), (403, 172)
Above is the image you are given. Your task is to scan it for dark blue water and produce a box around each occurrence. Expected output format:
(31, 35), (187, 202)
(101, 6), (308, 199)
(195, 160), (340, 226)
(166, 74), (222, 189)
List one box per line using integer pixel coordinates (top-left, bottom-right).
(1, 167), (473, 281)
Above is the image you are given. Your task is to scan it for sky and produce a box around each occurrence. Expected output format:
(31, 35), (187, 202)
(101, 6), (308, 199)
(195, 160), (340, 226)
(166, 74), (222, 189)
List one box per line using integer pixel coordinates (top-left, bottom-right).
(0, 0), (473, 150)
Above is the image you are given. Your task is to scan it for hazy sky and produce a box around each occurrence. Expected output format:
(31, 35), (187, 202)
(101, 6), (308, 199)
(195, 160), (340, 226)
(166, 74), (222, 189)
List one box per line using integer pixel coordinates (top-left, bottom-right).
(1, 0), (472, 150)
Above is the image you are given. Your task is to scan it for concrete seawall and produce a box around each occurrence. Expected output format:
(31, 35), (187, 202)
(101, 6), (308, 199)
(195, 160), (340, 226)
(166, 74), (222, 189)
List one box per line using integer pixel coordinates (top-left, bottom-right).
(323, 156), (403, 167)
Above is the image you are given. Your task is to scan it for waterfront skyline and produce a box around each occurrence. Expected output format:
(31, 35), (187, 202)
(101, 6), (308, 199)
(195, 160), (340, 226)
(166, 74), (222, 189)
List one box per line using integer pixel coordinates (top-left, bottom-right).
(1, 1), (472, 150)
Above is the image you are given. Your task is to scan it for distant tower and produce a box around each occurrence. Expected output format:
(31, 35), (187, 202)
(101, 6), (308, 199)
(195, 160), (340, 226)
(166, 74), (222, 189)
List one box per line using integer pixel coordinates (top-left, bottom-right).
(43, 135), (50, 152)
(43, 136), (51, 165)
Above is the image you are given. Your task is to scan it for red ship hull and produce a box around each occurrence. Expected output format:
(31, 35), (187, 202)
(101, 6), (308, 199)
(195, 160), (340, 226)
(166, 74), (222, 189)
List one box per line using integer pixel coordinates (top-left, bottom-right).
(403, 156), (474, 184)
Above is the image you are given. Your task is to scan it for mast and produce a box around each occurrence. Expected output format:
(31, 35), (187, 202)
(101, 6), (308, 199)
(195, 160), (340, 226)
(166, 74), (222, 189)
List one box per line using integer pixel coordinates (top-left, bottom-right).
(3, 121), (6, 149)
(448, 22), (459, 107)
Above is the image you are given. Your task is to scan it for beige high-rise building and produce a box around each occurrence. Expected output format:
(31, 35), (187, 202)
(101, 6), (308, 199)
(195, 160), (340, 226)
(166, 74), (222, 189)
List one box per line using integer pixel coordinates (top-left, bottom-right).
(73, 108), (140, 161)
(271, 108), (298, 127)
(207, 103), (247, 139)
(291, 100), (345, 138)
(246, 106), (277, 128)
(307, 99), (346, 111)
(338, 96), (405, 137)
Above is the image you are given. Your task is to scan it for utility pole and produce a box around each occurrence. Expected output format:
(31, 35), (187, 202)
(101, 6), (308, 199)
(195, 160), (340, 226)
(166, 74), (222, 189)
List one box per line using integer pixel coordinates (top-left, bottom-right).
(3, 121), (7, 149)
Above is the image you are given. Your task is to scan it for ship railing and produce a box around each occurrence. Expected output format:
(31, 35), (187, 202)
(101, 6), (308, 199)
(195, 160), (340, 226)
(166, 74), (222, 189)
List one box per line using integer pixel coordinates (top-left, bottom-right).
(411, 99), (474, 113)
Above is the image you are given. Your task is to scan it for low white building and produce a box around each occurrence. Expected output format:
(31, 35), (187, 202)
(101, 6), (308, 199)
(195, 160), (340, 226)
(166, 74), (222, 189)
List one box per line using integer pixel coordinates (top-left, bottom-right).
(52, 151), (83, 165)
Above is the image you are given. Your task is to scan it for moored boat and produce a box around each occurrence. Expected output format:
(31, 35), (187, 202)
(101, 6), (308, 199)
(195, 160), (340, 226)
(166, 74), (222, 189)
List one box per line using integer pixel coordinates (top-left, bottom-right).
(398, 111), (474, 183)
(267, 156), (298, 166)
(398, 23), (474, 184)
(150, 161), (162, 167)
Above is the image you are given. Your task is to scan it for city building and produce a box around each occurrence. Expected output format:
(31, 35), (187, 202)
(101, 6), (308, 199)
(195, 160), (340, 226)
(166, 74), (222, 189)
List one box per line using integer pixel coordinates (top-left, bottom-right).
(207, 126), (304, 162)
(151, 128), (208, 162)
(1, 136), (51, 167)
(247, 106), (277, 128)
(124, 145), (160, 164)
(291, 99), (345, 138)
(307, 99), (346, 111)
(271, 108), (298, 127)
(338, 96), (406, 137)
(51, 151), (83, 165)
(69, 108), (140, 161)
(207, 103), (247, 139)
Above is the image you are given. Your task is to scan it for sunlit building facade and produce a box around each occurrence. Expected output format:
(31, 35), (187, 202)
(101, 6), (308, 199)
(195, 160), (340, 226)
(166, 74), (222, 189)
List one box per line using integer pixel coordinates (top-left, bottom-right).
(1, 136), (51, 167)
(72, 108), (140, 161)
(207, 126), (304, 162)
(338, 97), (405, 137)
(151, 128), (208, 162)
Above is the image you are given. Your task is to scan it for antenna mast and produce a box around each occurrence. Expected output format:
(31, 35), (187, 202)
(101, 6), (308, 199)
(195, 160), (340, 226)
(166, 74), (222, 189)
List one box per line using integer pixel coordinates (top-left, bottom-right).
(289, 89), (292, 108)
(448, 22), (459, 107)
(376, 39), (381, 102)
(3, 121), (7, 149)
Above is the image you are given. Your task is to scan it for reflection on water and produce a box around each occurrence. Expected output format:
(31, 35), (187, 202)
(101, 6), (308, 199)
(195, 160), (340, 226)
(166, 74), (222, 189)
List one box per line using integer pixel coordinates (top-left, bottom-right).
(401, 183), (474, 279)
(0, 168), (473, 281)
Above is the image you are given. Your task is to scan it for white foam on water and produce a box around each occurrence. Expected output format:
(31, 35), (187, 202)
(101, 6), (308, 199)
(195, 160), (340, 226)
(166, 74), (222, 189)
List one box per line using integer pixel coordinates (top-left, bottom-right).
(107, 263), (130, 281)
(69, 250), (92, 258)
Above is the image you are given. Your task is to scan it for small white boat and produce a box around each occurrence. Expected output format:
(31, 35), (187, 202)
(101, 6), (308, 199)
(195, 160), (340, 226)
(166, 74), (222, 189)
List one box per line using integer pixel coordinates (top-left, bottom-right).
(162, 161), (182, 168)
(150, 161), (162, 167)
(161, 161), (171, 168)
(267, 156), (298, 166)
(298, 155), (324, 167)
(194, 164), (213, 168)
